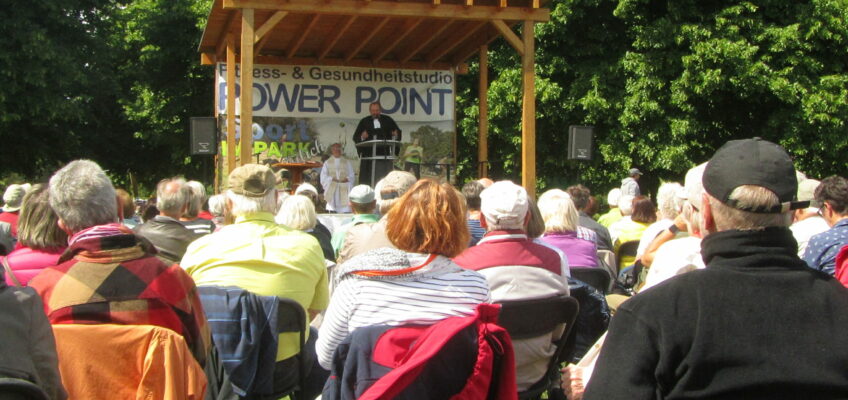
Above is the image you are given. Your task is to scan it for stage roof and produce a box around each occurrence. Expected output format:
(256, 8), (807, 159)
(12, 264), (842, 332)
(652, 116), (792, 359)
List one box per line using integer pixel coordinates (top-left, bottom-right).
(199, 0), (550, 71)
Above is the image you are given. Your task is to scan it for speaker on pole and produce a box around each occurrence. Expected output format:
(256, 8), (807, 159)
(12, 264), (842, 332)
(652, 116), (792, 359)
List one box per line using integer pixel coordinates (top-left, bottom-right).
(567, 125), (594, 160)
(190, 117), (218, 155)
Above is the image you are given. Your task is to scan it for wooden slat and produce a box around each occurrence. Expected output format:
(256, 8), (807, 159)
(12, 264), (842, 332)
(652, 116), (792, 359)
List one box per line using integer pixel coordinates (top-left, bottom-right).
(491, 19), (523, 55)
(450, 25), (499, 65)
(287, 14), (320, 59)
(318, 16), (357, 60)
(344, 17), (390, 62)
(239, 8), (255, 166)
(255, 11), (287, 42)
(222, 0), (551, 22)
(400, 20), (453, 63)
(253, 55), (456, 70)
(426, 21), (486, 65)
(215, 11), (237, 59)
(226, 32), (237, 172)
(520, 20), (535, 197)
(478, 44), (489, 178)
(374, 18), (422, 62)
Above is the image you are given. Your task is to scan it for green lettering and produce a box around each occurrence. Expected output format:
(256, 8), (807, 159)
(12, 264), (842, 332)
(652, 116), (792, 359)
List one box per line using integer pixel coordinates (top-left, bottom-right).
(268, 142), (282, 158)
(254, 141), (268, 155)
(283, 142), (297, 157)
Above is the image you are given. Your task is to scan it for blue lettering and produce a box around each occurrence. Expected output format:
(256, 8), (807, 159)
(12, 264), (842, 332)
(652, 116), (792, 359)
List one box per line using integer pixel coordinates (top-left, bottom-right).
(299, 85), (320, 113)
(356, 87), (378, 114)
(319, 85), (341, 113)
(252, 83), (266, 111)
(378, 87), (402, 114)
(410, 88), (432, 115)
(432, 88), (452, 116)
(266, 124), (283, 141)
(265, 83), (299, 112)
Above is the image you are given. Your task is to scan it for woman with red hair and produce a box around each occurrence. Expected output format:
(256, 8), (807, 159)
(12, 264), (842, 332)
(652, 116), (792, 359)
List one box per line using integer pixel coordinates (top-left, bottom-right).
(316, 179), (490, 369)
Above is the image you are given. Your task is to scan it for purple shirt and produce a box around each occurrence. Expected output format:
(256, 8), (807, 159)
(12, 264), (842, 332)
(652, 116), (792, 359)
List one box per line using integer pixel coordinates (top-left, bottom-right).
(540, 231), (598, 268)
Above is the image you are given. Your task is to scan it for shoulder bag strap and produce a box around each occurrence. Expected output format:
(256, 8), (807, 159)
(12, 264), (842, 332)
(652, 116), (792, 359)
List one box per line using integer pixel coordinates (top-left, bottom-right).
(2, 256), (22, 287)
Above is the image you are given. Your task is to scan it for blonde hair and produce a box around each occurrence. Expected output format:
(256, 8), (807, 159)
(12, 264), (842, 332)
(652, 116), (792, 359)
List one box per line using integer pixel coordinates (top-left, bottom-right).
(385, 179), (469, 257)
(537, 189), (579, 233)
(18, 184), (67, 249)
(276, 195), (317, 231)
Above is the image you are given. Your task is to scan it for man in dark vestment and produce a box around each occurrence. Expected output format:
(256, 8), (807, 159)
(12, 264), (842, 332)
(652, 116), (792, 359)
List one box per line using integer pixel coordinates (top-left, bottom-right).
(353, 102), (402, 185)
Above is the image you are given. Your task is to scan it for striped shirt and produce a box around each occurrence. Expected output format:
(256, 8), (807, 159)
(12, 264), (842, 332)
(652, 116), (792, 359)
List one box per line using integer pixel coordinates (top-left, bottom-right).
(316, 250), (489, 369)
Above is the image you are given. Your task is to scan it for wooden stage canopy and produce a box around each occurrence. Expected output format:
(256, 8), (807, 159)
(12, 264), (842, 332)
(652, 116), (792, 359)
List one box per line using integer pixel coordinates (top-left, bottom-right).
(198, 0), (551, 197)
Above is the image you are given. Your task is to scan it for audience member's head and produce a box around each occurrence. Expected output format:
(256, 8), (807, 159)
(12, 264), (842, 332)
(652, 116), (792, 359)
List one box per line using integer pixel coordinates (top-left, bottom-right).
(586, 196), (599, 216)
(793, 178), (822, 221)
(478, 178), (494, 188)
(226, 164), (277, 217)
(656, 182), (683, 220)
(631, 195), (658, 224)
(814, 175), (848, 226)
(294, 183), (325, 213)
(702, 138), (799, 232)
(538, 189), (579, 234)
(618, 195), (635, 216)
(208, 194), (226, 218)
(276, 195), (317, 231)
(17, 184), (67, 250)
(679, 163), (706, 235)
(375, 171), (417, 215)
(525, 197), (546, 239)
(348, 185), (376, 214)
(607, 188), (622, 209)
(184, 181), (207, 219)
(156, 177), (189, 219)
(479, 180), (529, 231)
(49, 160), (118, 234)
(115, 188), (135, 220)
(461, 181), (485, 212)
(3, 184), (26, 213)
(565, 184), (591, 212)
(385, 179), (469, 258)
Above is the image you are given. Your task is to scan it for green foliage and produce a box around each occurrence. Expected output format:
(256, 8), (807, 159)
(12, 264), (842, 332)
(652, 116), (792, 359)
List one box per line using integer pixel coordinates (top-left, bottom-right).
(456, 0), (848, 195)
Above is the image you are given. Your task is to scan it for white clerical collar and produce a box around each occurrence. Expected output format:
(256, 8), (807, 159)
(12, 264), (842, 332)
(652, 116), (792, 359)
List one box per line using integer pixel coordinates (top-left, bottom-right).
(373, 118), (381, 129)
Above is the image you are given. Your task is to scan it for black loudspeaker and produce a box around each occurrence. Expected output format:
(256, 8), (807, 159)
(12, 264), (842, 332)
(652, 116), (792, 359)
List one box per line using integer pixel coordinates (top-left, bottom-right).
(568, 125), (594, 160)
(190, 117), (218, 155)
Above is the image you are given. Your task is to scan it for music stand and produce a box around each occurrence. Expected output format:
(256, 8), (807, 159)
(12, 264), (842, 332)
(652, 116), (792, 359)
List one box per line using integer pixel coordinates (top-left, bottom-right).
(355, 139), (400, 187)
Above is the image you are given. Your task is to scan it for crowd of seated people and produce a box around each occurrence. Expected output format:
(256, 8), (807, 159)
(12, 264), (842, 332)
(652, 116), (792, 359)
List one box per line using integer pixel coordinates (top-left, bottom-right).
(2, 137), (848, 400)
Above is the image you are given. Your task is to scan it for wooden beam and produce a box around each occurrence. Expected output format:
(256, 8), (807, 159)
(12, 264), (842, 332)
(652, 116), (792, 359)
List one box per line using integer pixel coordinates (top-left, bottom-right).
(478, 45), (489, 178)
(374, 18), (422, 62)
(491, 19), (523, 56)
(426, 21), (486, 66)
(318, 16), (357, 60)
(222, 0), (551, 22)
(201, 52), (217, 65)
(239, 8), (255, 166)
(254, 11), (287, 43)
(451, 26), (498, 65)
(253, 55), (456, 70)
(287, 14), (320, 59)
(400, 21), (453, 63)
(521, 20), (536, 198)
(215, 12), (237, 59)
(226, 32), (237, 173)
(345, 17), (390, 62)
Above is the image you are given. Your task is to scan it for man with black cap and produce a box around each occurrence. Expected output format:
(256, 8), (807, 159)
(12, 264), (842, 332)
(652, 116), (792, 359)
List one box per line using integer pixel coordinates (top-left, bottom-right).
(583, 138), (848, 399)
(620, 168), (642, 197)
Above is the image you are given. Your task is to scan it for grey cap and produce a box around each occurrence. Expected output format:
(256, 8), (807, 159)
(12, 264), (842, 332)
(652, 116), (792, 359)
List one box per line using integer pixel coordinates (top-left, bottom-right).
(2, 184), (26, 212)
(629, 168), (643, 176)
(349, 185), (375, 204)
(228, 164), (276, 197)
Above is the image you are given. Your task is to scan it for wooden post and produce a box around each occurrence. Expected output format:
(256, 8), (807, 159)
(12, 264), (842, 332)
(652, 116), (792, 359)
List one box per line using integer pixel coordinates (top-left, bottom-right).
(239, 8), (255, 166)
(478, 45), (489, 178)
(521, 20), (536, 198)
(226, 32), (237, 172)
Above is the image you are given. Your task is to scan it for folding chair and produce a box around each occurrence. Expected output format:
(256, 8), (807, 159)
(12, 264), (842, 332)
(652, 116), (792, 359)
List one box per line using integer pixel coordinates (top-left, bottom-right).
(496, 295), (580, 400)
(614, 240), (640, 274)
(569, 268), (613, 295)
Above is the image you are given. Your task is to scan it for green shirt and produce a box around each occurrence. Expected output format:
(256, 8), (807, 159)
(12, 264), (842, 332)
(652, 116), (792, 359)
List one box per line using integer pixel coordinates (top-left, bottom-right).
(181, 211), (329, 360)
(598, 208), (623, 228)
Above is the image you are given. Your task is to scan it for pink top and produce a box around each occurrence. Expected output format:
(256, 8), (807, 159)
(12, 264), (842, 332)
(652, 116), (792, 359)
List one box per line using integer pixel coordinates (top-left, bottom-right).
(2, 247), (65, 286)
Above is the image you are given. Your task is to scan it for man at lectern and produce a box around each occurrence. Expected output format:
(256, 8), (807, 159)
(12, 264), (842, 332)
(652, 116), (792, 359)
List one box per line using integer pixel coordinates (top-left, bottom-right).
(353, 102), (402, 184)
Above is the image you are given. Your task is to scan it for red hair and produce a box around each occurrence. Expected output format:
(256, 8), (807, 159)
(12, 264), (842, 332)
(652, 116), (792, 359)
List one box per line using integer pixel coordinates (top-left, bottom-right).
(386, 179), (469, 257)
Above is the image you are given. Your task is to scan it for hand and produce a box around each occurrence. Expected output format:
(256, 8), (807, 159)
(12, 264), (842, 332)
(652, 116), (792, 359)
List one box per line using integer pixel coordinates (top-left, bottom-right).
(561, 365), (585, 400)
(360, 131), (369, 140)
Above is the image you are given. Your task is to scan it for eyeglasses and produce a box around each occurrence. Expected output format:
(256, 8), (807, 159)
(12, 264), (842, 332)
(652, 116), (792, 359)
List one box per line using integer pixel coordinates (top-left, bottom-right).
(817, 203), (828, 218)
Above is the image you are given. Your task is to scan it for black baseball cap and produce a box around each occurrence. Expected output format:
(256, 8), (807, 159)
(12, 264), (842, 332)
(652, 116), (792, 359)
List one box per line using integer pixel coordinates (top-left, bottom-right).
(703, 138), (808, 213)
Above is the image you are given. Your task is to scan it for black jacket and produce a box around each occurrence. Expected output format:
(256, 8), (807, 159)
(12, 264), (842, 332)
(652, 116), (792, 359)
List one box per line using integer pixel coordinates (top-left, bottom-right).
(135, 216), (202, 264)
(585, 227), (848, 400)
(353, 114), (401, 157)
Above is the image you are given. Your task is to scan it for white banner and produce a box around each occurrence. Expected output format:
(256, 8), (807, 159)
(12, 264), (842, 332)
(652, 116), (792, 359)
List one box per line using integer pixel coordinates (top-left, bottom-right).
(216, 63), (454, 121)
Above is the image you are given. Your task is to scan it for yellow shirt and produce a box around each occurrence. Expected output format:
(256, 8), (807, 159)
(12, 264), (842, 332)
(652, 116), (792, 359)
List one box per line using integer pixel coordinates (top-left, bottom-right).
(181, 212), (329, 360)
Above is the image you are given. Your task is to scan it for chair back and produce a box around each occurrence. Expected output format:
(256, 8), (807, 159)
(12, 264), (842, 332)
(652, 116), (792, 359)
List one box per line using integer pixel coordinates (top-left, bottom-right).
(596, 249), (617, 278)
(52, 324), (207, 400)
(198, 286), (306, 400)
(496, 295), (580, 399)
(614, 240), (640, 273)
(570, 268), (613, 294)
(0, 378), (49, 400)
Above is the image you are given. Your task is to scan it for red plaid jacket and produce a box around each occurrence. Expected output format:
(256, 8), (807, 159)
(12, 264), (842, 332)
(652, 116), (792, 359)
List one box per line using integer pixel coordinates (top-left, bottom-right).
(29, 233), (211, 365)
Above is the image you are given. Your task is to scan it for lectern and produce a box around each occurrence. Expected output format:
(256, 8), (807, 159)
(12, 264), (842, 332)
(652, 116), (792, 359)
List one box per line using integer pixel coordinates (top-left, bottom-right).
(356, 140), (400, 186)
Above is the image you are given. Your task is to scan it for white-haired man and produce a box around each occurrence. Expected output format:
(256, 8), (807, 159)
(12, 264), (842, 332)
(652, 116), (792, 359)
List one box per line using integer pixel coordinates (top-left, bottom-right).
(453, 180), (568, 392)
(597, 188), (622, 228)
(134, 177), (202, 264)
(320, 143), (355, 213)
(180, 164), (329, 397)
(29, 160), (210, 365)
(584, 139), (848, 399)
(179, 180), (216, 235)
